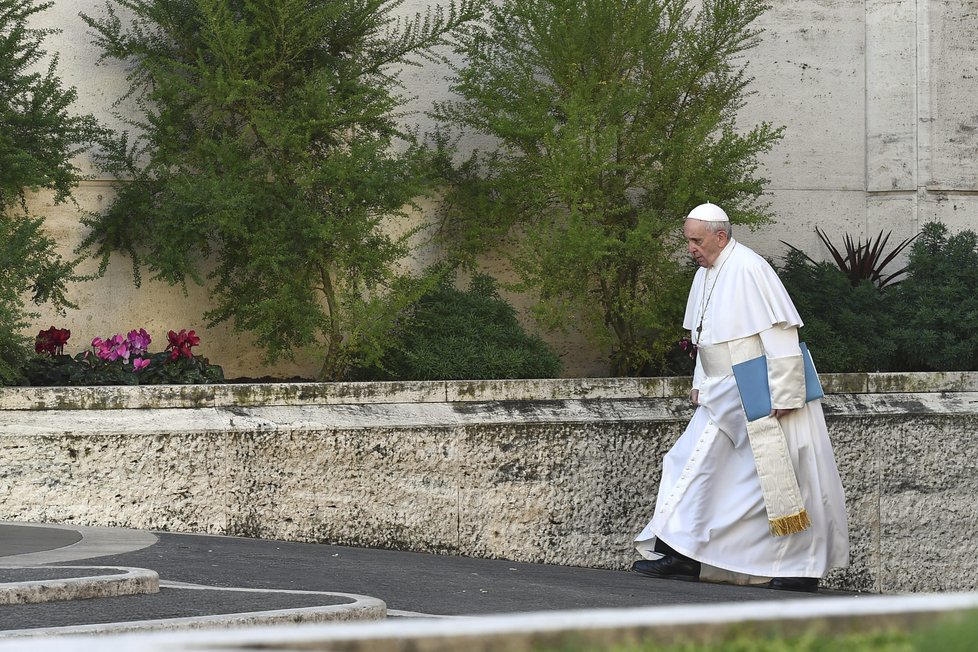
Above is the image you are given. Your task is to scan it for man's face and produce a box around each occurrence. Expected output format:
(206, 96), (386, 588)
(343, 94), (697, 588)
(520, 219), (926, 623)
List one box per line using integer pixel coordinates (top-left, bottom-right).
(684, 219), (728, 268)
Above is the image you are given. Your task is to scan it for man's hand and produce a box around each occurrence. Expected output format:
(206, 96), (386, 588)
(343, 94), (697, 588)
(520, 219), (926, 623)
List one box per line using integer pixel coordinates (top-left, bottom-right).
(690, 389), (699, 406)
(772, 408), (798, 419)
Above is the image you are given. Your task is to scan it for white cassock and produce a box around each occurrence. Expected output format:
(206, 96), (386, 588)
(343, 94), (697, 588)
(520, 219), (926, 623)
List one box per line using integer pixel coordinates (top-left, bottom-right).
(635, 239), (850, 584)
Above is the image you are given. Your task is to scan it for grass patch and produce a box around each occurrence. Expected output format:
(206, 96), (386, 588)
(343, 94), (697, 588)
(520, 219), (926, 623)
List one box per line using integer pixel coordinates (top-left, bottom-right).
(533, 610), (978, 651)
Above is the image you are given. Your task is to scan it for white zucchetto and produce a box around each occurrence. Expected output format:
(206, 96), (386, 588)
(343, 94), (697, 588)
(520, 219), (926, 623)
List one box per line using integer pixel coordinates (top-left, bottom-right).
(686, 202), (729, 222)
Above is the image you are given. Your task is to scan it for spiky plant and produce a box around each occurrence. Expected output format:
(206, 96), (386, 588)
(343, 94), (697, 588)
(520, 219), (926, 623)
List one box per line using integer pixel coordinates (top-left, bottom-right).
(783, 227), (918, 290)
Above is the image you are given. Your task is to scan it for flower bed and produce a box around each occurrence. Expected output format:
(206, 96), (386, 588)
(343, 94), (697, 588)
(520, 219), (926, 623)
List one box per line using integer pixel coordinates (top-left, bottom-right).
(23, 327), (224, 386)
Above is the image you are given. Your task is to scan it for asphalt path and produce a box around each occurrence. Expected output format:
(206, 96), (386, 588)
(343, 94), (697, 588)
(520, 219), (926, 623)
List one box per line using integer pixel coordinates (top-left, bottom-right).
(0, 524), (862, 635)
(0, 525), (81, 557)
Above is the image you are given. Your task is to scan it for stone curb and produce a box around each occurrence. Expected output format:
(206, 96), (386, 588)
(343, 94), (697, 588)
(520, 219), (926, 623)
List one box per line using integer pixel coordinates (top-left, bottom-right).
(0, 566), (159, 605)
(0, 523), (386, 635)
(0, 378), (677, 410)
(0, 587), (387, 639)
(4, 372), (978, 411)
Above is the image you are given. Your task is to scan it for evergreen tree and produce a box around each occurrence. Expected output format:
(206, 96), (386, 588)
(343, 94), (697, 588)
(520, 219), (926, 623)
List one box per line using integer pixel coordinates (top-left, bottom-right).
(434, 0), (783, 376)
(80, 0), (480, 380)
(0, 0), (103, 384)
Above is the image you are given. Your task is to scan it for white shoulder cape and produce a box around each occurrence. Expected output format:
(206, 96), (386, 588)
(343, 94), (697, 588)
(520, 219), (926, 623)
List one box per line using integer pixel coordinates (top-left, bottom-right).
(683, 240), (802, 344)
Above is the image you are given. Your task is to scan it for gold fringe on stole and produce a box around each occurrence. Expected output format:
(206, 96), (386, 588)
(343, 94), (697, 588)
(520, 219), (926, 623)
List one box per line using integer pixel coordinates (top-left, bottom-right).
(727, 335), (812, 537)
(769, 509), (812, 537)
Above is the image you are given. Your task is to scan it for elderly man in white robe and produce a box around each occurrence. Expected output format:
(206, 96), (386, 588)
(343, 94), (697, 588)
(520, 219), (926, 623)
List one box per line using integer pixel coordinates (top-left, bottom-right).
(632, 203), (850, 592)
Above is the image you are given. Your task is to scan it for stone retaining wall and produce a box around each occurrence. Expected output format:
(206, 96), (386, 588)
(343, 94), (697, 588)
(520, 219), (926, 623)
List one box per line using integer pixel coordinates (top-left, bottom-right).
(1, 374), (976, 594)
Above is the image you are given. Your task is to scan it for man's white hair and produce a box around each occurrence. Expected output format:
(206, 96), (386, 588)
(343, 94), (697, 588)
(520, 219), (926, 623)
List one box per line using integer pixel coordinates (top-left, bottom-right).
(704, 220), (732, 237)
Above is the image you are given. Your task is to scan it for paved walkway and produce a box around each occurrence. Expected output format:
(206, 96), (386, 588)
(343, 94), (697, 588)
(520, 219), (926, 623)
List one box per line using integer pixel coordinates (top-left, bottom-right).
(0, 521), (860, 638)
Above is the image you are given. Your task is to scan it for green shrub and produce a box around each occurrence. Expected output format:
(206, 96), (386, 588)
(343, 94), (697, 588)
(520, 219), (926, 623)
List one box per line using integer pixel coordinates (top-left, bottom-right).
(531, 609), (978, 650)
(635, 331), (697, 378)
(0, 215), (73, 384)
(347, 274), (562, 381)
(433, 0), (783, 376)
(776, 249), (897, 373)
(0, 0), (104, 384)
(80, 0), (480, 381)
(890, 222), (978, 371)
(778, 222), (978, 374)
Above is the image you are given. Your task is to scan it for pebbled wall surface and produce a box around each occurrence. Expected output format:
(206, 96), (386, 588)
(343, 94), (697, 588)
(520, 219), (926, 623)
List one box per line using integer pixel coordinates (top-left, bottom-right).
(1, 375), (975, 594)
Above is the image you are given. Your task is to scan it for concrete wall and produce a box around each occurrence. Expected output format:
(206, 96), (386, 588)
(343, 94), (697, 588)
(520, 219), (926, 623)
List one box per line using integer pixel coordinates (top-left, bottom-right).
(20, 1), (978, 378)
(2, 373), (976, 594)
(736, 0), (978, 259)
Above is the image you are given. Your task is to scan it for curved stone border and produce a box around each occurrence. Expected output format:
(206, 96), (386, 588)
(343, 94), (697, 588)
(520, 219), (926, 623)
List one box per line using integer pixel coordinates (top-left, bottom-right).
(0, 583), (386, 639)
(0, 566), (158, 605)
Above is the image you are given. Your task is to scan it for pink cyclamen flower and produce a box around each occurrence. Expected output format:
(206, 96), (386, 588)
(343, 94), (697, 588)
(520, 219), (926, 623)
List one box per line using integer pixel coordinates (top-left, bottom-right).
(105, 336), (124, 361)
(93, 334), (127, 361)
(115, 343), (131, 362)
(127, 328), (152, 354)
(132, 358), (151, 371)
(91, 337), (113, 360)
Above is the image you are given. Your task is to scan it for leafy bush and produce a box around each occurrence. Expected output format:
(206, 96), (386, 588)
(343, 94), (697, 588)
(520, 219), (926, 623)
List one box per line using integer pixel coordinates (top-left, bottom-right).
(0, 216), (77, 384)
(890, 222), (978, 371)
(347, 274), (561, 381)
(778, 222), (978, 374)
(79, 0), (480, 380)
(530, 609), (978, 650)
(777, 249), (897, 373)
(433, 0), (783, 376)
(643, 334), (698, 378)
(0, 0), (104, 384)
(22, 328), (223, 386)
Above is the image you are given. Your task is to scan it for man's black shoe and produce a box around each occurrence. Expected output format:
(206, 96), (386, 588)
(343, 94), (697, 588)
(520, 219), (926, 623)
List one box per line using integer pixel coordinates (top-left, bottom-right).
(631, 556), (700, 582)
(768, 577), (819, 592)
